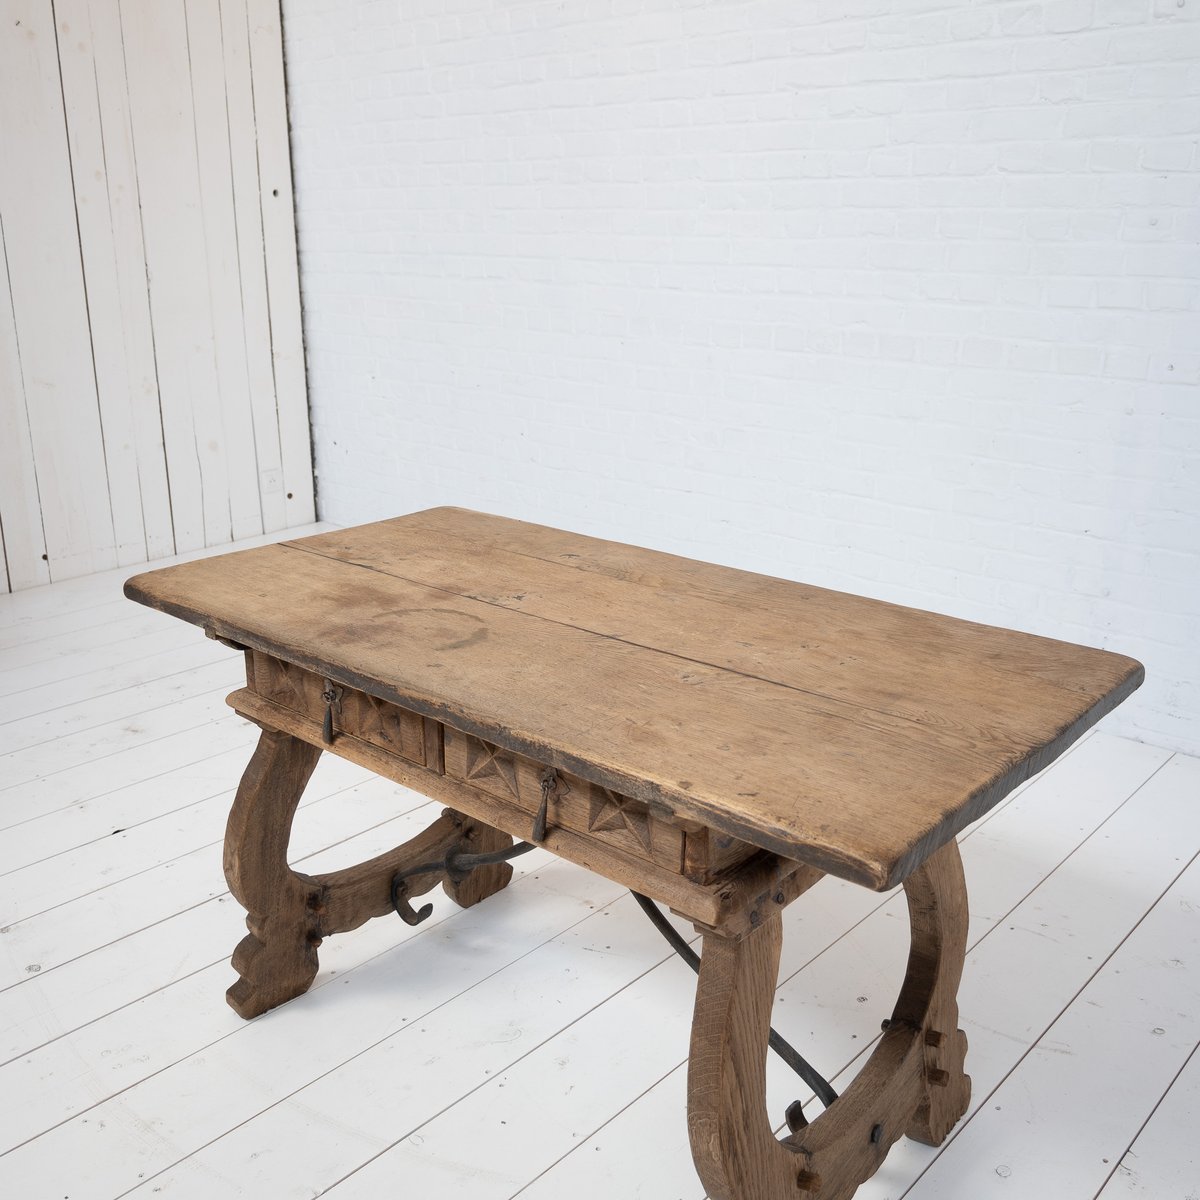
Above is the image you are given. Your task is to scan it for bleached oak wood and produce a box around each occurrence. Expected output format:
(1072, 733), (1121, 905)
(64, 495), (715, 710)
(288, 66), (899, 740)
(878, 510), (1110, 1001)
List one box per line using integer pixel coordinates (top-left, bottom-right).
(222, 727), (517, 1018)
(904, 791), (1200, 1200)
(126, 508), (1143, 892)
(228, 688), (818, 939)
(0, 521), (328, 624)
(688, 842), (969, 1200)
(0, 575), (1179, 1200)
(112, 510), (1145, 1200)
(507, 735), (1173, 1200)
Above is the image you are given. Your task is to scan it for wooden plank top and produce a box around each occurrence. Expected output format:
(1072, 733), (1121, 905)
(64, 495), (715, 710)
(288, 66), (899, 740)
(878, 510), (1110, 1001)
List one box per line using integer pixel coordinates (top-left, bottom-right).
(124, 507), (1143, 890)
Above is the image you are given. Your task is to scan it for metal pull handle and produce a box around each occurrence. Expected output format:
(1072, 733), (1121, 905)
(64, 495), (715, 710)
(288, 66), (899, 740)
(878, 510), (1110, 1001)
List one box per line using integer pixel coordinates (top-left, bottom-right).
(320, 681), (343, 745)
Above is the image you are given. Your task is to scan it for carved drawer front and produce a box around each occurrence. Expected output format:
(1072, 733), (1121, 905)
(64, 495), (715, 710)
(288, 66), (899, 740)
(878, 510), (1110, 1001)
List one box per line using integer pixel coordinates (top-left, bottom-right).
(248, 652), (429, 767)
(443, 727), (686, 874)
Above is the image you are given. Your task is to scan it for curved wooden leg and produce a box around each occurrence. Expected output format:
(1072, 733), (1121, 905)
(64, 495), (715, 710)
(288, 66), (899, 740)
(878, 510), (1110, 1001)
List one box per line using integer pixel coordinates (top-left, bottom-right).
(223, 729), (519, 1019)
(687, 840), (971, 1200)
(224, 728), (324, 1019)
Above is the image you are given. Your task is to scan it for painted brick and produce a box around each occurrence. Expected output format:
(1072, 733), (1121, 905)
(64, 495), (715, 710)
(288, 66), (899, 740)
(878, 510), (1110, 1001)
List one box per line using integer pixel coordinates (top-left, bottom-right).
(283, 0), (1200, 756)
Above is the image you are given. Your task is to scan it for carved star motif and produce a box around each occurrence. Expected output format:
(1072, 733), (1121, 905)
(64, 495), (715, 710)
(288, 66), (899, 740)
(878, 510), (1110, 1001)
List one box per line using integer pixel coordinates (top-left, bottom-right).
(364, 693), (399, 744)
(464, 737), (520, 799)
(588, 788), (653, 854)
(266, 659), (304, 709)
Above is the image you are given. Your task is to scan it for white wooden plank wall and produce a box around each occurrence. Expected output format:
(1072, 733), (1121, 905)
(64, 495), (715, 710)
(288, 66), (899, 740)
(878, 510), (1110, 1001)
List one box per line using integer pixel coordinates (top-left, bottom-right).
(0, 0), (314, 594)
(0, 536), (1196, 1199)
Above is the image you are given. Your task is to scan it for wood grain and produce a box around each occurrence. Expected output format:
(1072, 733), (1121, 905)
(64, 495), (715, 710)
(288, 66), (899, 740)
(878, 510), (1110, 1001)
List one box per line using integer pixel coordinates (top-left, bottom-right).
(126, 508), (1143, 890)
(687, 840), (970, 1200)
(223, 725), (517, 1018)
(229, 687), (809, 937)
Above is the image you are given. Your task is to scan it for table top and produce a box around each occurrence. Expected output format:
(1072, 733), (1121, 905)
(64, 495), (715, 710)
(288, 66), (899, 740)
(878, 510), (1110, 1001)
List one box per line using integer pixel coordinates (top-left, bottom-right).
(125, 507), (1142, 890)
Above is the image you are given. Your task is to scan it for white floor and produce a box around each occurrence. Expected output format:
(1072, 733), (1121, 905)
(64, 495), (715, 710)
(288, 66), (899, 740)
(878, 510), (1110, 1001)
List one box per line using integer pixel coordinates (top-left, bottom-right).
(1, 530), (1197, 1200)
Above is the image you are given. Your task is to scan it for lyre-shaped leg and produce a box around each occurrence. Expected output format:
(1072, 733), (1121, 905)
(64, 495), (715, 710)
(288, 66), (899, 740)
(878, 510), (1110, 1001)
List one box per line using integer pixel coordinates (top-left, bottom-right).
(223, 727), (517, 1019)
(687, 840), (971, 1200)
(224, 728), (324, 1019)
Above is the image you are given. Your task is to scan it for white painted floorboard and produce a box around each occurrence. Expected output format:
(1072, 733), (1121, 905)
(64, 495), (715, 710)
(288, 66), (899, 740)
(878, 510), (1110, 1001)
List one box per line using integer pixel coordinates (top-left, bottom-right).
(0, 532), (1196, 1200)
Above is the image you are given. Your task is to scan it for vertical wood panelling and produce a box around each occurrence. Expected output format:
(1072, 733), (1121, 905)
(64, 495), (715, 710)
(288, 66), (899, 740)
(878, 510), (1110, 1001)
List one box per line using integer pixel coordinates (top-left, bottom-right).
(56, 0), (172, 566)
(248, 0), (316, 526)
(120, 0), (234, 552)
(0, 0), (117, 583)
(0, 0), (313, 593)
(0, 215), (51, 591)
(219, 0), (288, 533)
(183, 0), (266, 542)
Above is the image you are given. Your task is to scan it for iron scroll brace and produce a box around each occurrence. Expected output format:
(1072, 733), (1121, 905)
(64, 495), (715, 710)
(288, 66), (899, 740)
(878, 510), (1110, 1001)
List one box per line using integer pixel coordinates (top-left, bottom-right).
(388, 833), (838, 1128)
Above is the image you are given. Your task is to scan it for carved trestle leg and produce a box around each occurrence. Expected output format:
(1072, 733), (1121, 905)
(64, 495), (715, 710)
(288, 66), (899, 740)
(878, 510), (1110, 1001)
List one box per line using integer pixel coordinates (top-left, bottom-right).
(223, 727), (515, 1019)
(687, 840), (971, 1200)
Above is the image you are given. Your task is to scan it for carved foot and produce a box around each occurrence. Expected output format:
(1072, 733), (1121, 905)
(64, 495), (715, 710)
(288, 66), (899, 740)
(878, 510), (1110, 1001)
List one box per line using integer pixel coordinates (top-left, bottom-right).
(222, 731), (520, 1019)
(227, 908), (323, 1019)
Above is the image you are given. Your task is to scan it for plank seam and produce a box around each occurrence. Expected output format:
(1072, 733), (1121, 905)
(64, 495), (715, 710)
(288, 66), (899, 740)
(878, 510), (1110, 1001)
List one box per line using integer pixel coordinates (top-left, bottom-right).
(895, 817), (1195, 1196)
(114, 0), (177, 558)
(0, 717), (253, 831)
(1, 778), (429, 931)
(49, 0), (122, 575)
(0, 209), (51, 584)
(1, 850), (586, 1164)
(501, 741), (1172, 1198)
(279, 540), (1101, 742)
(1089, 1037), (1200, 1200)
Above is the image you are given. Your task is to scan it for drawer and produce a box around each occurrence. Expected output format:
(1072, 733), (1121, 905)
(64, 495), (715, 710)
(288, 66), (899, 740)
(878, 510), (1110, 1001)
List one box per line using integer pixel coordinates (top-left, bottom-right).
(444, 726), (685, 874)
(444, 726), (759, 881)
(248, 652), (430, 768)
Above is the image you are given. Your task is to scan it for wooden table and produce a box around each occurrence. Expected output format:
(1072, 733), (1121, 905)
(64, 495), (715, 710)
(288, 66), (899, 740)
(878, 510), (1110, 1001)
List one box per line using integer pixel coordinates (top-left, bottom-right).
(124, 507), (1143, 1200)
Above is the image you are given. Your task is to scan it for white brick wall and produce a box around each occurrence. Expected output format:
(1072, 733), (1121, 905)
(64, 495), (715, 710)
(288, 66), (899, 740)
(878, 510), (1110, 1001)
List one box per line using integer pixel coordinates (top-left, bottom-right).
(282, 0), (1200, 754)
